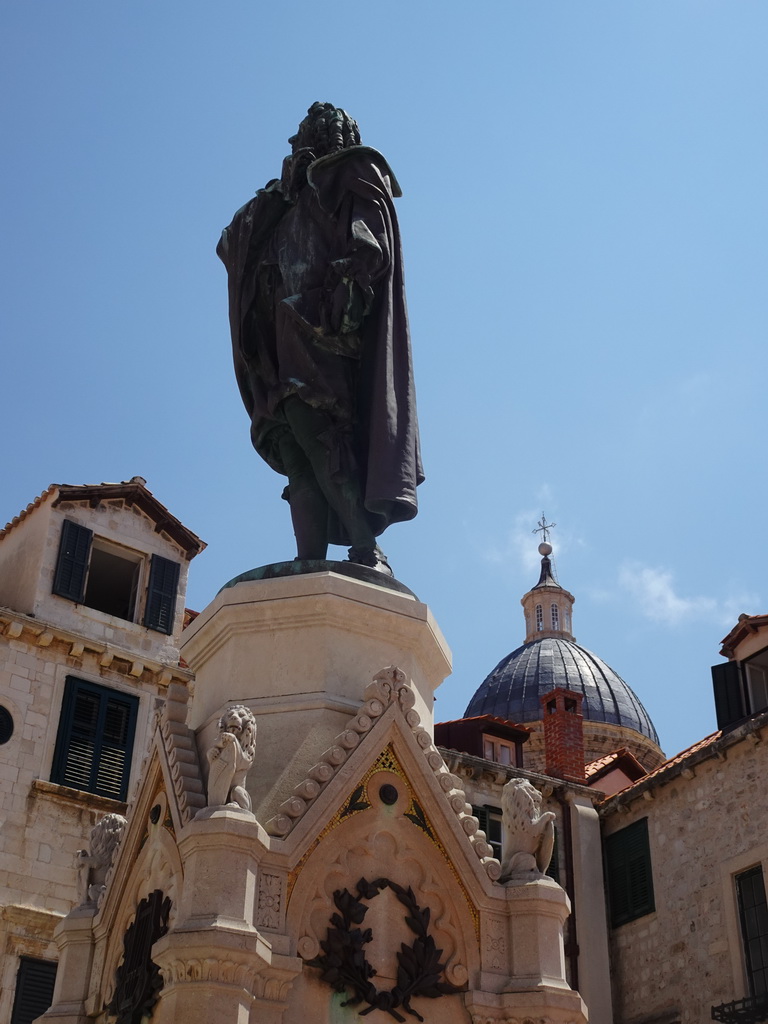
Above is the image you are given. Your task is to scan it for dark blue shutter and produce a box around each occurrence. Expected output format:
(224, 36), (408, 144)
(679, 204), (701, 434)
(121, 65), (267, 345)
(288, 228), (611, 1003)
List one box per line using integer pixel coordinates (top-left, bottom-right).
(10, 957), (57, 1024)
(144, 556), (180, 634)
(51, 678), (138, 800)
(712, 661), (746, 730)
(52, 520), (92, 602)
(605, 817), (655, 927)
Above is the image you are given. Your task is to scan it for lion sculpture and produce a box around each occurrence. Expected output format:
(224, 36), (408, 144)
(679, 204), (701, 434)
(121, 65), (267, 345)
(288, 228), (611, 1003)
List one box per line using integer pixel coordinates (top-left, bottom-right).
(76, 812), (127, 906)
(206, 705), (257, 811)
(500, 778), (556, 881)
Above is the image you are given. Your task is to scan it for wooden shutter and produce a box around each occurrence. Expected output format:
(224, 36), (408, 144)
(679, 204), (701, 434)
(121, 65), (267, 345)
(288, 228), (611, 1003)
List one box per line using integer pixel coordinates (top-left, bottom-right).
(473, 805), (489, 836)
(52, 520), (92, 602)
(605, 818), (655, 927)
(144, 556), (180, 634)
(10, 957), (57, 1024)
(51, 678), (138, 800)
(711, 661), (746, 730)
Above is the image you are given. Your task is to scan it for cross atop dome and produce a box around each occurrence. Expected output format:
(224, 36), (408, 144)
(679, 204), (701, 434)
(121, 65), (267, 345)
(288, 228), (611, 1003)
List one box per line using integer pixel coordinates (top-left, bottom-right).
(533, 513), (556, 546)
(522, 518), (574, 642)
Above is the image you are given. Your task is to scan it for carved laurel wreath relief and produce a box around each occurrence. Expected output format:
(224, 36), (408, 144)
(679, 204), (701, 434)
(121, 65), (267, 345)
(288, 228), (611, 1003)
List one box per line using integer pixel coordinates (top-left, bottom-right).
(308, 876), (466, 1021)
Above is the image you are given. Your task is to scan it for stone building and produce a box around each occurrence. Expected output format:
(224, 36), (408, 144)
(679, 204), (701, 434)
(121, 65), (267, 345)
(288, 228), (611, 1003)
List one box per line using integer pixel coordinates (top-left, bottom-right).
(0, 479), (204, 1024)
(4, 478), (768, 1024)
(598, 612), (768, 1024)
(438, 544), (768, 1024)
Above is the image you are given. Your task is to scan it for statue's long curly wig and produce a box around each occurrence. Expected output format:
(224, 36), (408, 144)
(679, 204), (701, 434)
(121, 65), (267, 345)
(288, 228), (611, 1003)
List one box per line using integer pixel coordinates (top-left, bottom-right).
(296, 101), (361, 157)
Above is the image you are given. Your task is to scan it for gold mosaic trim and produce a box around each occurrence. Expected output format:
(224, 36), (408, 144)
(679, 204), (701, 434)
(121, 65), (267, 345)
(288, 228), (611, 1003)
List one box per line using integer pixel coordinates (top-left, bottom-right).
(287, 744), (479, 940)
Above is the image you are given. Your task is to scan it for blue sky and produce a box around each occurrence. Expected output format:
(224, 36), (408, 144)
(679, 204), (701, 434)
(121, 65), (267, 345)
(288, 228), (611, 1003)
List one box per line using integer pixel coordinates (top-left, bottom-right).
(2, 2), (766, 760)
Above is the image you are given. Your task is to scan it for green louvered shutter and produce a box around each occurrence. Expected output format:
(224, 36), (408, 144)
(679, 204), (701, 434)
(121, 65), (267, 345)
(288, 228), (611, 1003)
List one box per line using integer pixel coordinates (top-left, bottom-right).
(144, 555), (180, 634)
(473, 805), (489, 835)
(10, 957), (57, 1024)
(711, 661), (746, 730)
(51, 678), (138, 800)
(52, 520), (92, 602)
(605, 817), (655, 927)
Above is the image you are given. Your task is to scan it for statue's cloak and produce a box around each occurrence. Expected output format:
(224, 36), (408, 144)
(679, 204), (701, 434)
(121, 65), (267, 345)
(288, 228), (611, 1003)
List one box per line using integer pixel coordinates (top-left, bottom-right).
(217, 146), (423, 543)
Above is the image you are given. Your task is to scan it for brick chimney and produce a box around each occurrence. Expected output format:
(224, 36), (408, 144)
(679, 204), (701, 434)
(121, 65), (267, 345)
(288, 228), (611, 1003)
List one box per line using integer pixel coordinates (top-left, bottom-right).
(541, 687), (586, 783)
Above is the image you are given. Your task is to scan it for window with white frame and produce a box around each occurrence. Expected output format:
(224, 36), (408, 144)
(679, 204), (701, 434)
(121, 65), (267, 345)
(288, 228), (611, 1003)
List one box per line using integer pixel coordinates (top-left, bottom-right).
(482, 735), (514, 765)
(536, 604), (543, 631)
(551, 603), (559, 630)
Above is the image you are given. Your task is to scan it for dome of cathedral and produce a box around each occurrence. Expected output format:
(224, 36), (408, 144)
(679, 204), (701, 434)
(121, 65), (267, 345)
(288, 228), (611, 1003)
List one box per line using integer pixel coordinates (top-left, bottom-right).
(464, 636), (659, 744)
(463, 520), (662, 767)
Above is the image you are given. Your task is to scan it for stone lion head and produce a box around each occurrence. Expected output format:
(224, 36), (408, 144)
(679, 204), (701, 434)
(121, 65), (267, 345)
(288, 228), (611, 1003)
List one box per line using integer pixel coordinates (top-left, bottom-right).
(218, 705), (257, 760)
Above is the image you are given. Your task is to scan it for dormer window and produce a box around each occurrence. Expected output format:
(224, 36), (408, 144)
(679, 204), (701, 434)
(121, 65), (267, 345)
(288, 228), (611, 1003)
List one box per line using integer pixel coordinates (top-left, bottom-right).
(536, 604), (543, 631)
(482, 736), (514, 765)
(53, 520), (180, 634)
(551, 603), (559, 630)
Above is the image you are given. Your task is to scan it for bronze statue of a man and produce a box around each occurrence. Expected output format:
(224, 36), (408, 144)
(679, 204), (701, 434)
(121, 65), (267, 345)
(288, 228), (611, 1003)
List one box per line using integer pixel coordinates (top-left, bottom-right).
(217, 103), (422, 574)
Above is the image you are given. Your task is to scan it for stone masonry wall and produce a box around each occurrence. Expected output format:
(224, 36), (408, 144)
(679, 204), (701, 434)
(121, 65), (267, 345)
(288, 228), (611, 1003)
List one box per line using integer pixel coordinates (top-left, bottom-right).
(602, 720), (768, 1024)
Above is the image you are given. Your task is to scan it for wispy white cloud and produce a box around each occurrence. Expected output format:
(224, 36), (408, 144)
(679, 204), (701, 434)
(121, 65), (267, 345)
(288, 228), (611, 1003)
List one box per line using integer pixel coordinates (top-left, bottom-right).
(618, 561), (758, 628)
(481, 495), (585, 579)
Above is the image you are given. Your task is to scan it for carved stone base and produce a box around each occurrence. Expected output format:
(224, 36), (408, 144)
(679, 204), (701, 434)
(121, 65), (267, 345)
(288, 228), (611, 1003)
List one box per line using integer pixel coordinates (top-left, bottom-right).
(466, 985), (587, 1024)
(180, 571), (452, 824)
(152, 929), (302, 1024)
(36, 905), (96, 1023)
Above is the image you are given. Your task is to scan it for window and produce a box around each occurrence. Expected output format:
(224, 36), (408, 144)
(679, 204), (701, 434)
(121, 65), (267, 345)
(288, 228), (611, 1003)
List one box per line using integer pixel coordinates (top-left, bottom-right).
(51, 677), (139, 801)
(0, 705), (13, 744)
(604, 818), (655, 927)
(53, 520), (180, 634)
(551, 603), (559, 630)
(736, 866), (768, 995)
(536, 604), (543, 631)
(472, 805), (502, 859)
(11, 957), (57, 1024)
(745, 649), (768, 716)
(482, 735), (514, 765)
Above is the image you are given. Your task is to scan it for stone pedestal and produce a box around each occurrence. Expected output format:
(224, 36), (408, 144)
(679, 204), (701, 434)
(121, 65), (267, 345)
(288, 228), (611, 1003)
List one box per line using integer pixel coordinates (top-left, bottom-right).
(469, 878), (586, 1024)
(38, 906), (96, 1023)
(181, 572), (452, 821)
(503, 877), (570, 991)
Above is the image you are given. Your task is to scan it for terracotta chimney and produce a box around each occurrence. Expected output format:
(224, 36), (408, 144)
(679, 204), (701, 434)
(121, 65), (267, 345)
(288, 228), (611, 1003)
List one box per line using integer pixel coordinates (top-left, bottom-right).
(541, 687), (586, 783)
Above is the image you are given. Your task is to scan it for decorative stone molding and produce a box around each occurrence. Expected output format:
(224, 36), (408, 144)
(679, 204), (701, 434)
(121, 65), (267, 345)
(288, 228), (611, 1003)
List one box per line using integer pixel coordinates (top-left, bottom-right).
(76, 812), (127, 907)
(158, 683), (206, 822)
(256, 872), (285, 930)
(500, 778), (556, 880)
(0, 607), (193, 690)
(159, 958), (294, 1003)
(162, 957), (263, 988)
(204, 705), (257, 811)
(265, 665), (501, 881)
(469, 1017), (558, 1024)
